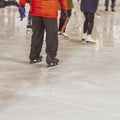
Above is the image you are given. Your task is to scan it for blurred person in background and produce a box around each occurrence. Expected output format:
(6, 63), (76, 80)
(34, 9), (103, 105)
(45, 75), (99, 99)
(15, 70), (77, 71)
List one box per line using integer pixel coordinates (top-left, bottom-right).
(58, 0), (74, 38)
(105, 0), (116, 12)
(0, 0), (18, 8)
(80, 0), (99, 43)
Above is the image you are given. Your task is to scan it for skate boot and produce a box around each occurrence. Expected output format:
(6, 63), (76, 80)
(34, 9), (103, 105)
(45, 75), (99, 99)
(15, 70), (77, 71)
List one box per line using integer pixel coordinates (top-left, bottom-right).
(86, 35), (96, 44)
(61, 32), (69, 39)
(30, 55), (43, 64)
(58, 31), (61, 35)
(105, 8), (108, 11)
(111, 8), (115, 12)
(46, 55), (59, 67)
(61, 32), (69, 37)
(27, 23), (32, 29)
(82, 33), (87, 41)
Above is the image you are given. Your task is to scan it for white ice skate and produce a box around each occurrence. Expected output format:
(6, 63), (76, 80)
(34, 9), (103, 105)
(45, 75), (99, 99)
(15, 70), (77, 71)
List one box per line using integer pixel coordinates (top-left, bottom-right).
(58, 31), (61, 35)
(82, 33), (87, 41)
(59, 32), (69, 39)
(86, 35), (96, 44)
(61, 32), (69, 37)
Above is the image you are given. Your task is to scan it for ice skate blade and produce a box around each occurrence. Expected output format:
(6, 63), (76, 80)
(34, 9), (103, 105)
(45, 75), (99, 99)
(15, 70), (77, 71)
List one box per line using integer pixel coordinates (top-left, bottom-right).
(30, 60), (42, 64)
(30, 56), (43, 64)
(81, 38), (86, 41)
(86, 41), (96, 44)
(47, 63), (58, 67)
(59, 33), (69, 39)
(26, 28), (32, 33)
(64, 36), (69, 40)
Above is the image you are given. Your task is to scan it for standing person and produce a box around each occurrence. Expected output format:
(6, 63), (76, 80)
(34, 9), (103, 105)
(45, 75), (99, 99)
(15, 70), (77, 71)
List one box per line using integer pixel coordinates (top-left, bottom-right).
(80, 0), (99, 43)
(105, 0), (116, 11)
(58, 0), (74, 38)
(18, 0), (67, 67)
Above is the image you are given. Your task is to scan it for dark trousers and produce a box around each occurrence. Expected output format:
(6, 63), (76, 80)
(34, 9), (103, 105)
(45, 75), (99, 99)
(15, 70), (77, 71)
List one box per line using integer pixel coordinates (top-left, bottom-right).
(29, 16), (58, 60)
(58, 9), (72, 32)
(5, 0), (18, 7)
(105, 0), (116, 8)
(83, 12), (95, 35)
(28, 13), (32, 24)
(0, 0), (4, 8)
(60, 9), (72, 19)
(0, 0), (18, 8)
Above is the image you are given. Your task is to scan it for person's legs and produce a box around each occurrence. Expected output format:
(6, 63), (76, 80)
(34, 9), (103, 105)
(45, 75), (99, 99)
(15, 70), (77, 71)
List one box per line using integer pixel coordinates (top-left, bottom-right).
(4, 0), (18, 7)
(58, 9), (72, 37)
(58, 10), (67, 32)
(111, 0), (116, 11)
(105, 0), (109, 11)
(0, 0), (5, 8)
(44, 17), (58, 58)
(87, 13), (95, 35)
(83, 12), (88, 34)
(29, 16), (44, 63)
(86, 13), (96, 43)
(43, 17), (59, 66)
(82, 12), (88, 40)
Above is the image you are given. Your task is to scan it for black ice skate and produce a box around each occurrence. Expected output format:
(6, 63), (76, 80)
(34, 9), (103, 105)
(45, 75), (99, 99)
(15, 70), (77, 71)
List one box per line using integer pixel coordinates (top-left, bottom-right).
(46, 55), (59, 67)
(30, 55), (43, 64)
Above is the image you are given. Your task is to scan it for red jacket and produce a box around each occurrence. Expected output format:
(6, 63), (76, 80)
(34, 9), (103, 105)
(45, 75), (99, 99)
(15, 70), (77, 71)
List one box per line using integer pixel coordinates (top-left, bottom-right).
(19, 0), (67, 18)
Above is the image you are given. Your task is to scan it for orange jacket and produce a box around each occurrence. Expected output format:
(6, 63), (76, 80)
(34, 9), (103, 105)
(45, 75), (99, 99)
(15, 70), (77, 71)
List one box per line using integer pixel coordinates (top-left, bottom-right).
(19, 0), (67, 18)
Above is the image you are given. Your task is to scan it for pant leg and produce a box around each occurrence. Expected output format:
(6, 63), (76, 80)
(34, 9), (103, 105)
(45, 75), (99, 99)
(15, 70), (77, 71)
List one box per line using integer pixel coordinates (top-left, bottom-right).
(87, 13), (95, 35)
(111, 0), (116, 9)
(105, 0), (109, 8)
(83, 12), (88, 33)
(29, 16), (44, 60)
(43, 18), (58, 58)
(58, 9), (72, 32)
(62, 9), (72, 32)
(0, 0), (5, 8)
(4, 0), (18, 7)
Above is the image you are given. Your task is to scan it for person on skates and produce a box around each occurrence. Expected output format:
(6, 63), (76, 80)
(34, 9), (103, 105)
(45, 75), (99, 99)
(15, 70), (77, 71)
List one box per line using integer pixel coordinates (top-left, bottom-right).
(18, 0), (67, 67)
(105, 0), (116, 12)
(58, 0), (74, 38)
(80, 0), (99, 43)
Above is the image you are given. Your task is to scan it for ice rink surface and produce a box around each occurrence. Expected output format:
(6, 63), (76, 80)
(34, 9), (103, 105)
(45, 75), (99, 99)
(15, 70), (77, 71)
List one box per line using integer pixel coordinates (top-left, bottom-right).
(0, 1), (120, 120)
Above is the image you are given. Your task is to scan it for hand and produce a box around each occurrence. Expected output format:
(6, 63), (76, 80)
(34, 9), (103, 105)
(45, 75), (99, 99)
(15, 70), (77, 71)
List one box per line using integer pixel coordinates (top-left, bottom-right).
(18, 6), (25, 21)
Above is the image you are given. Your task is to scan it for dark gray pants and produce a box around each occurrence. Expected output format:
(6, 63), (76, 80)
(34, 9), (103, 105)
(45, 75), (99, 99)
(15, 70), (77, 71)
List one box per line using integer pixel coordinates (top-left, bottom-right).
(29, 16), (58, 60)
(105, 0), (116, 8)
(0, 0), (18, 8)
(83, 12), (95, 35)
